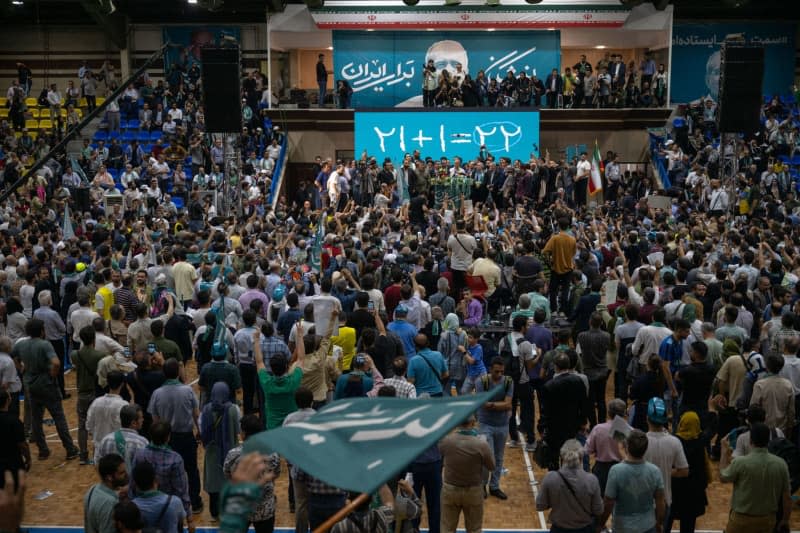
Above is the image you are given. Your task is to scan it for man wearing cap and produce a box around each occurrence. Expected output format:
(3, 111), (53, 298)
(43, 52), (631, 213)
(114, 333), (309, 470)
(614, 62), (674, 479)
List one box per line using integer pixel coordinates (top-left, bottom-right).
(644, 397), (689, 528)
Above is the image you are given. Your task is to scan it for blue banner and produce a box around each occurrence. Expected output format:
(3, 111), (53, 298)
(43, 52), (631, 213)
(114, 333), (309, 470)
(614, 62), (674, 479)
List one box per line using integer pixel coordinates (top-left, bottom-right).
(334, 30), (561, 108)
(355, 110), (540, 164)
(670, 23), (796, 103)
(162, 26), (241, 75)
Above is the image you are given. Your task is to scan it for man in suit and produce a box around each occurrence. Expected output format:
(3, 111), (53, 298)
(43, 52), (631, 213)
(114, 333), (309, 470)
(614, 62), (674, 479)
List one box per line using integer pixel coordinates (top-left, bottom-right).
(610, 54), (626, 92)
(544, 68), (563, 109)
(570, 277), (602, 334)
(542, 352), (589, 470)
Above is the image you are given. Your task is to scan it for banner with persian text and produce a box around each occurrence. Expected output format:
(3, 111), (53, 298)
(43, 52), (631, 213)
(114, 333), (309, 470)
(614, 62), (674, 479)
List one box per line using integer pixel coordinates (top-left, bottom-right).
(333, 30), (561, 108)
(670, 22), (795, 103)
(355, 110), (540, 164)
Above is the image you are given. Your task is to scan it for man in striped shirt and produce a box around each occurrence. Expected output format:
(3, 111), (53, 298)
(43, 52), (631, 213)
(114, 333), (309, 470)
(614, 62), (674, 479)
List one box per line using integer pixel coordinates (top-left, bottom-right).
(382, 357), (417, 399)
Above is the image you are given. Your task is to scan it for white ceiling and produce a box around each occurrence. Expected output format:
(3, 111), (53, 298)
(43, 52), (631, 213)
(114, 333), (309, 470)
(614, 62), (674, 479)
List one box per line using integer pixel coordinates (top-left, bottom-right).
(268, 3), (670, 51)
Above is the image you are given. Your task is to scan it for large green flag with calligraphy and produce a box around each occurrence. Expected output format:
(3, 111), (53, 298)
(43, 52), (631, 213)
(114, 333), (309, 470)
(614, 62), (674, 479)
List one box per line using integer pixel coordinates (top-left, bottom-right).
(243, 392), (494, 495)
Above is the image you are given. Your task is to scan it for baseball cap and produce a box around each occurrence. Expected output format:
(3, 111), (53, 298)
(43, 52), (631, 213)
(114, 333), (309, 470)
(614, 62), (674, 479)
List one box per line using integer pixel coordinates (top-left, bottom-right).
(647, 397), (668, 425)
(394, 305), (408, 316)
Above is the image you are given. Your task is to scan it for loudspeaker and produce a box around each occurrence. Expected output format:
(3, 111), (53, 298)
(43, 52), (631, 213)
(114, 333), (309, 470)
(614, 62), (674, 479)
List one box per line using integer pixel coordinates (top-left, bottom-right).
(202, 48), (242, 133)
(717, 45), (764, 134)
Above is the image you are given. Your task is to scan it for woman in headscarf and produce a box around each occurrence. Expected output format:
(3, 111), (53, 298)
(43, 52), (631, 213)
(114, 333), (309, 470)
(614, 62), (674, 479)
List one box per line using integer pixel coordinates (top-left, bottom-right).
(200, 381), (240, 520)
(437, 312), (466, 396)
(669, 411), (710, 533)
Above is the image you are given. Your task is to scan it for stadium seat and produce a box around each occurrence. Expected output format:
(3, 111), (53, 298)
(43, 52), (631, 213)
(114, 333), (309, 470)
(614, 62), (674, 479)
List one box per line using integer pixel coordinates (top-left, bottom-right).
(173, 197), (184, 210)
(0, 109), (8, 119)
(39, 119), (53, 129)
(93, 130), (108, 142)
(24, 119), (38, 130)
(128, 119), (140, 130)
(150, 131), (162, 141)
(96, 97), (106, 107)
(137, 132), (150, 143)
(115, 183), (124, 193)
(120, 120), (128, 130)
(108, 131), (121, 140)
(25, 97), (37, 108)
(122, 131), (135, 142)
(39, 108), (50, 118)
(79, 98), (87, 107)
(0, 97), (6, 107)
(28, 108), (39, 118)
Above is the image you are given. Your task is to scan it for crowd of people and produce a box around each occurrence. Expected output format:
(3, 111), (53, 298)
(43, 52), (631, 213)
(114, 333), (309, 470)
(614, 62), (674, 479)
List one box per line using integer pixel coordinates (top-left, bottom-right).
(1, 54), (800, 533)
(412, 51), (668, 109)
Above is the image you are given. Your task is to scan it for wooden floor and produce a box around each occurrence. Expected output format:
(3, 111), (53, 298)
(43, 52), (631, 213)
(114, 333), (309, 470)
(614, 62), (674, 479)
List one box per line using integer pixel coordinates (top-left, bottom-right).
(20, 361), (800, 531)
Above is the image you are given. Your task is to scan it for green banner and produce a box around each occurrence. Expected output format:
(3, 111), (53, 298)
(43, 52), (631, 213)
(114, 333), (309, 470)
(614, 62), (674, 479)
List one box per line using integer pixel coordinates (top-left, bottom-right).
(243, 391), (495, 495)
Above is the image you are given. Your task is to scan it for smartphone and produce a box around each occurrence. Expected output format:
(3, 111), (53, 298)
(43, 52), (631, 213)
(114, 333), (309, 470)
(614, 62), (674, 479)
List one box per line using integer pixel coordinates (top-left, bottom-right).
(368, 301), (375, 311)
(124, 347), (130, 359)
(147, 342), (156, 354)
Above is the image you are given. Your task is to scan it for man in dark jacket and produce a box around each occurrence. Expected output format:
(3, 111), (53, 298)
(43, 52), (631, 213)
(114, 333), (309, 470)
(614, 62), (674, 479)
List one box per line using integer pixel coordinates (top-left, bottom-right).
(542, 353), (588, 470)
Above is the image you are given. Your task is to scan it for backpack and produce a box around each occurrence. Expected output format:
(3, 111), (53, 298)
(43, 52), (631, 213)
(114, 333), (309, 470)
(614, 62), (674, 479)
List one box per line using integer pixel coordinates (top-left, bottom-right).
(768, 429), (800, 493)
(499, 334), (523, 384)
(141, 495), (173, 533)
(480, 375), (512, 400)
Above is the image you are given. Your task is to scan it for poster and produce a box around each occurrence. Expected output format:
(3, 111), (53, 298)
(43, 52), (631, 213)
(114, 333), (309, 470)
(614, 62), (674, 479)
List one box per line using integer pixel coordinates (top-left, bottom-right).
(333, 30), (561, 108)
(162, 26), (242, 75)
(670, 23), (795, 103)
(355, 110), (540, 164)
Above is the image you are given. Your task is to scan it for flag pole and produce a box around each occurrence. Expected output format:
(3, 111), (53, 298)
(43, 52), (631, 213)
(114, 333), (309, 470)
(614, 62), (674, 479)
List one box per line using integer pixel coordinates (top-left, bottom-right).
(311, 493), (371, 533)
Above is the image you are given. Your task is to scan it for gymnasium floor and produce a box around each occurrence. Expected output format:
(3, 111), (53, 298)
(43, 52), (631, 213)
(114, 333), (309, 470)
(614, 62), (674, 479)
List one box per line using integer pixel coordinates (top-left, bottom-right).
(20, 362), (800, 532)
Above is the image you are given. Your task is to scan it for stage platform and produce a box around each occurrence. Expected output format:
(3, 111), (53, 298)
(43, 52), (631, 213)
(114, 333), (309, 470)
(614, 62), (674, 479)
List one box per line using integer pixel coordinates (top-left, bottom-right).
(265, 108), (672, 133)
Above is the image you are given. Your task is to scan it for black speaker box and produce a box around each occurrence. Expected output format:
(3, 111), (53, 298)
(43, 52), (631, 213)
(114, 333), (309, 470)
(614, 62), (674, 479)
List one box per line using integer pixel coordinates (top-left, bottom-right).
(202, 48), (242, 133)
(717, 45), (764, 134)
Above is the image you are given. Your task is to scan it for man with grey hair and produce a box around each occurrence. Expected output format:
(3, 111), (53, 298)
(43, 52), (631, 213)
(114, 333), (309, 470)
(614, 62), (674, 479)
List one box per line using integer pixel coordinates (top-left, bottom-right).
(0, 335), (21, 417)
(33, 289), (68, 398)
(586, 398), (627, 495)
(536, 439), (602, 531)
(509, 293), (534, 327)
(95, 404), (148, 472)
(429, 277), (455, 316)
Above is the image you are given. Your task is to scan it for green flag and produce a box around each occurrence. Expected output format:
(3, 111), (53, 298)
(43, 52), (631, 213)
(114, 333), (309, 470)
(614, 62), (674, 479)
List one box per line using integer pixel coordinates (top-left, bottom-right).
(243, 392), (495, 495)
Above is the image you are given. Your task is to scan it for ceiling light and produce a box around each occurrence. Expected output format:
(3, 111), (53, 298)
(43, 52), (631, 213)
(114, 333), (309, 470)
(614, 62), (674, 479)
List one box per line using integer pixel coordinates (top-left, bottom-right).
(326, 46), (333, 50)
(524, 0), (543, 3)
(403, 0), (420, 4)
(486, 0), (500, 5)
(187, 0), (198, 3)
(487, 28), (496, 32)
(595, 45), (606, 49)
(366, 28), (374, 32)
(426, 28), (435, 31)
(11, 0), (23, 4)
(444, 0), (461, 5)
(547, 27), (556, 31)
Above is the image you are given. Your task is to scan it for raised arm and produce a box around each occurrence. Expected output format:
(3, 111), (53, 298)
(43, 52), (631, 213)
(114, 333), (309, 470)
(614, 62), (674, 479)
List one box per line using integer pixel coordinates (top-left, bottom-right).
(253, 329), (264, 372)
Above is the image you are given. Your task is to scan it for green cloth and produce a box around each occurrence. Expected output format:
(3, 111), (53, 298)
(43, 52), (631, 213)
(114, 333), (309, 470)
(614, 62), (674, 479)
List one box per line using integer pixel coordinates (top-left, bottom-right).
(154, 337), (183, 361)
(219, 482), (261, 533)
(720, 447), (790, 516)
(73, 346), (105, 395)
(259, 366), (303, 430)
(527, 292), (552, 320)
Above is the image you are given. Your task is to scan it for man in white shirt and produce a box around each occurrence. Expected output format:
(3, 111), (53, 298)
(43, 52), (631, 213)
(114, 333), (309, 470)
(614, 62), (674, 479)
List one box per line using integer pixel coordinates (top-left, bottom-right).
(267, 139), (281, 160)
(168, 102), (183, 123)
(644, 397), (689, 519)
(87, 370), (129, 462)
(120, 164), (139, 190)
(327, 164), (342, 208)
(162, 117), (177, 136)
(779, 335), (800, 396)
(447, 220), (478, 295)
(706, 179), (729, 216)
(575, 152), (592, 206)
(46, 83), (62, 114)
(631, 307), (672, 368)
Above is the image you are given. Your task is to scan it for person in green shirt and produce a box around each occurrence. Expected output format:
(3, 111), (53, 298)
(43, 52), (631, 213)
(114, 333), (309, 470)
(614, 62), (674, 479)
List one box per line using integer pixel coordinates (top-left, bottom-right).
(84, 453), (128, 533)
(254, 326), (304, 430)
(721, 422), (791, 533)
(151, 320), (182, 362)
(73, 325), (107, 464)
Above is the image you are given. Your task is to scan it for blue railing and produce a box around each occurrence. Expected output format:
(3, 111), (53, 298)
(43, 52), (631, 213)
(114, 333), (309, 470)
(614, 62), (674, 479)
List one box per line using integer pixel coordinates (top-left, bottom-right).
(647, 131), (671, 189)
(267, 134), (288, 208)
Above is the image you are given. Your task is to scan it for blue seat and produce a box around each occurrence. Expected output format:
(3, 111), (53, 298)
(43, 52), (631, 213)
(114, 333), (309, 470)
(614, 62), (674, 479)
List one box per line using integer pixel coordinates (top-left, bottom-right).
(142, 144), (152, 153)
(93, 131), (108, 142)
(122, 131), (135, 142)
(173, 197), (184, 210)
(778, 155), (791, 164)
(791, 156), (800, 167)
(108, 131), (120, 140)
(137, 132), (150, 143)
(150, 131), (162, 141)
(128, 119), (140, 130)
(115, 183), (124, 193)
(120, 120), (128, 130)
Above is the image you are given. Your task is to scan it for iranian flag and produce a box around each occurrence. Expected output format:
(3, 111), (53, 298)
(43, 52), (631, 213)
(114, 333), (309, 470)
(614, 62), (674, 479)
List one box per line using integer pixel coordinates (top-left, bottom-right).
(589, 141), (604, 196)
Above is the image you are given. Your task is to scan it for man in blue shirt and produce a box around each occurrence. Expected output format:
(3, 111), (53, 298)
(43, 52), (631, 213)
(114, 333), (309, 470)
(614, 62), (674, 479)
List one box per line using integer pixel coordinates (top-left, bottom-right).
(476, 357), (514, 500)
(387, 305), (418, 358)
(659, 318), (690, 426)
(408, 334), (448, 397)
(132, 461), (186, 533)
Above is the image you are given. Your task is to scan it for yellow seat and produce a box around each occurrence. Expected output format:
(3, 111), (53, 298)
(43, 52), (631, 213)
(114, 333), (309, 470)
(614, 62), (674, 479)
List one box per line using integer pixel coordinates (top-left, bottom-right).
(0, 97), (6, 107)
(14, 131), (21, 139)
(39, 108), (50, 118)
(25, 98), (37, 108)
(24, 119), (38, 130)
(96, 97), (106, 107)
(79, 97), (87, 107)
(29, 130), (38, 139)
(28, 108), (39, 118)
(75, 108), (83, 119)
(60, 108), (67, 118)
(0, 109), (8, 119)
(39, 119), (53, 129)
